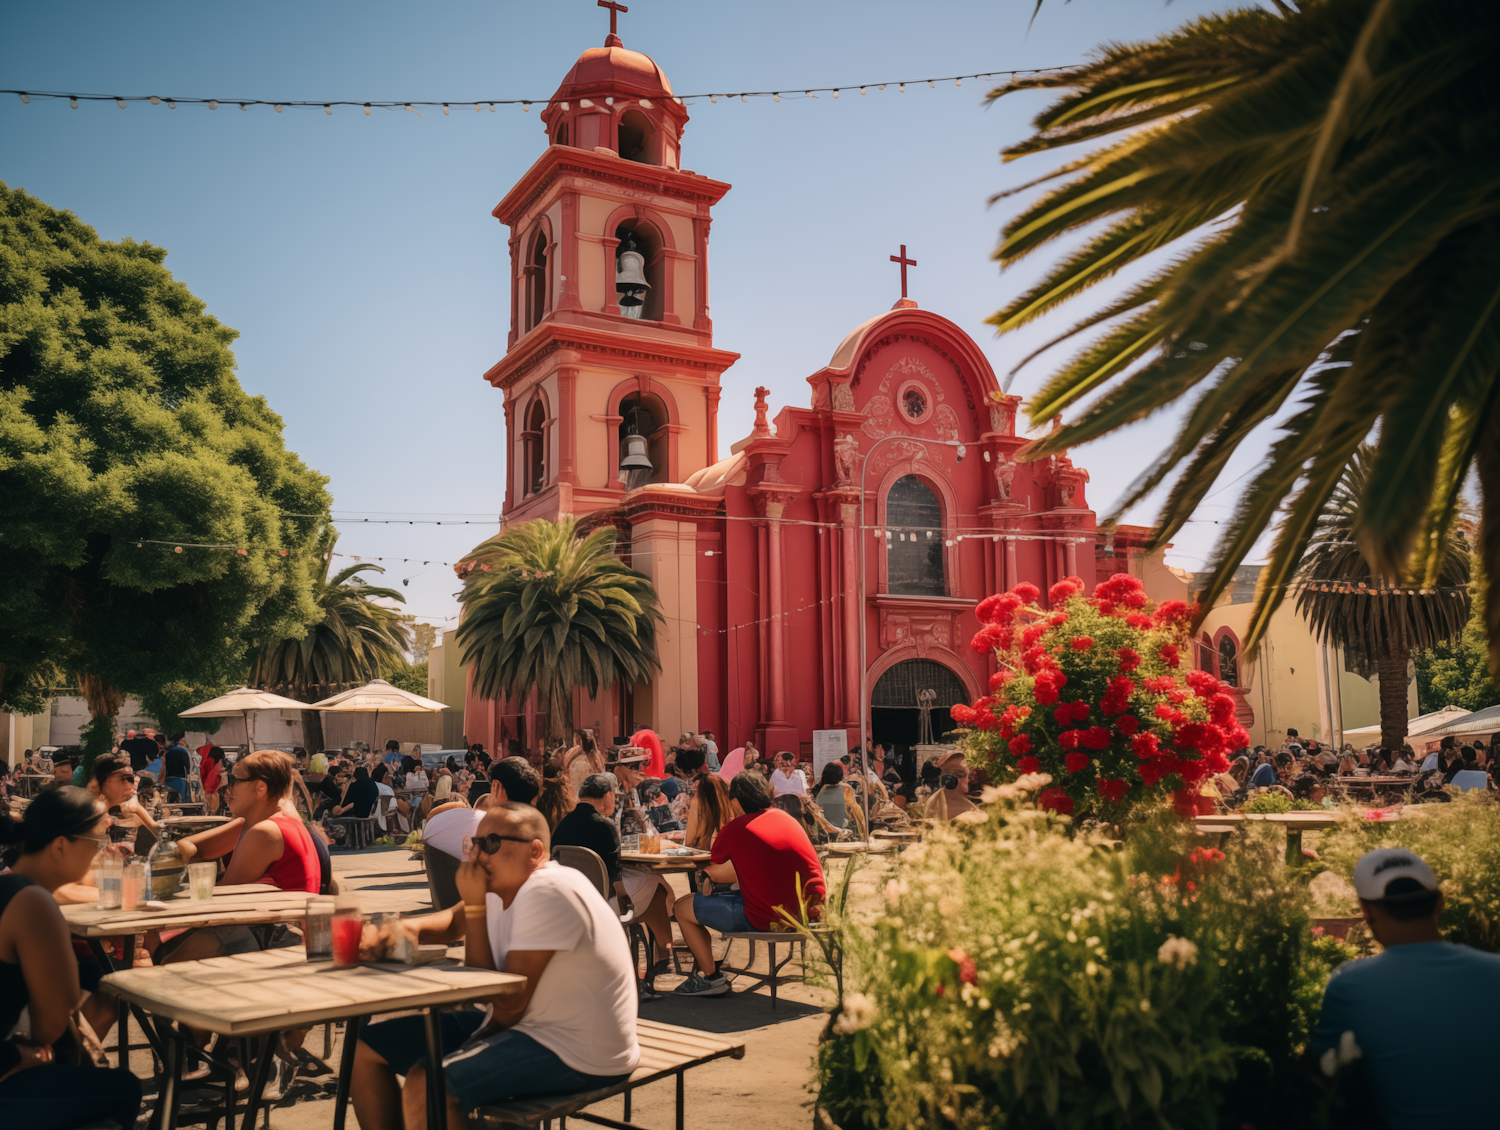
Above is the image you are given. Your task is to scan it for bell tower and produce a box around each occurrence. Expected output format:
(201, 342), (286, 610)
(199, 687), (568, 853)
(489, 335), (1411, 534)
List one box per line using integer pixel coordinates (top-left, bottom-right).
(486, 19), (740, 523)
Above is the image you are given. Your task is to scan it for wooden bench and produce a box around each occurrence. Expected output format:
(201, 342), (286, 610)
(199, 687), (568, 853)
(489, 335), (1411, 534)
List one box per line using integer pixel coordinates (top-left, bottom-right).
(471, 1018), (744, 1130)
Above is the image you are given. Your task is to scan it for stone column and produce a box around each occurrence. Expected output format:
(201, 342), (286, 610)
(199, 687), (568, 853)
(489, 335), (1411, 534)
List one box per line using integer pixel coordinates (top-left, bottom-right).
(765, 496), (788, 724)
(840, 499), (860, 727)
(557, 367), (579, 485)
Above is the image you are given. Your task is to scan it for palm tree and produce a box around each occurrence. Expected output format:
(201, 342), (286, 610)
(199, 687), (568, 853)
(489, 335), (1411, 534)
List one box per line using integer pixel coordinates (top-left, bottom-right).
(1295, 448), (1471, 750)
(456, 517), (663, 742)
(987, 0), (1500, 660)
(249, 533), (411, 752)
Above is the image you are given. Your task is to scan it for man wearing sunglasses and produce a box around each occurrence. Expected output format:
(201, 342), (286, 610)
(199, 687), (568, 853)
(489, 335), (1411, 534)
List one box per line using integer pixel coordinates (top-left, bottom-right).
(352, 803), (639, 1130)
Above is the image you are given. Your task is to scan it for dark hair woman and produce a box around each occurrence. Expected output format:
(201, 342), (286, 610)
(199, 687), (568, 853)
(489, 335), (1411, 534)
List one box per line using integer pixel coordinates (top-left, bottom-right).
(533, 757), (574, 833)
(0, 788), (142, 1130)
(685, 773), (733, 850)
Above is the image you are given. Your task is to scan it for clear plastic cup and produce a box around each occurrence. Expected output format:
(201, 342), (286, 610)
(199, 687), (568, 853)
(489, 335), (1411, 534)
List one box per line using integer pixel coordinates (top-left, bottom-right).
(305, 897), (335, 960)
(331, 898), (363, 967)
(188, 861), (217, 902)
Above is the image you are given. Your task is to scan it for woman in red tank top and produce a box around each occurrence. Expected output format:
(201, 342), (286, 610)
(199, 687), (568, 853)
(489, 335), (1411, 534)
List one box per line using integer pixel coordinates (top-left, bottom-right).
(175, 752), (321, 893)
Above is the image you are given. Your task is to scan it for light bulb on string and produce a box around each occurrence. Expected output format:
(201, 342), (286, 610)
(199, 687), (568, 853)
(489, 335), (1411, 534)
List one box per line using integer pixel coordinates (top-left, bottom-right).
(442, 103), (449, 115)
(274, 104), (283, 113)
(522, 102), (530, 111)
(773, 93), (780, 102)
(69, 97), (78, 108)
(832, 89), (839, 98)
(238, 103), (247, 111)
(364, 104), (372, 115)
(115, 98), (127, 109)
(150, 95), (161, 105)
(878, 84), (886, 90)
(324, 104), (332, 115)
(167, 99), (176, 109)
(709, 94), (718, 103)
(899, 83), (906, 93)
(740, 94), (747, 102)
(208, 100), (218, 110)
(927, 80), (934, 88)
(489, 103), (496, 112)
(18, 93), (30, 104)
(955, 78), (962, 86)
(474, 102), (482, 112)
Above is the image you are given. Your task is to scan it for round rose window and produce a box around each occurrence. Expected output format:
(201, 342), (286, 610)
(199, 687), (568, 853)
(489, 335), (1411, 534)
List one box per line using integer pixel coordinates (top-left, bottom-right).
(902, 388), (926, 419)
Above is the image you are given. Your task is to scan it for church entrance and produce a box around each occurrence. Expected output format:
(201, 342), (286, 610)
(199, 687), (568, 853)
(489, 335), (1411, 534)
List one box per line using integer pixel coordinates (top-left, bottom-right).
(870, 658), (970, 784)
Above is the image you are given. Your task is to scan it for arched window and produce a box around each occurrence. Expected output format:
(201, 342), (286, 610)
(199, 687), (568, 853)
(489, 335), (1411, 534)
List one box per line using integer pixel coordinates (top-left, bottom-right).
(555, 121), (569, 148)
(522, 397), (547, 496)
(1218, 634), (1240, 688)
(885, 475), (944, 596)
(617, 109), (654, 164)
(1198, 633), (1215, 673)
(523, 230), (547, 333)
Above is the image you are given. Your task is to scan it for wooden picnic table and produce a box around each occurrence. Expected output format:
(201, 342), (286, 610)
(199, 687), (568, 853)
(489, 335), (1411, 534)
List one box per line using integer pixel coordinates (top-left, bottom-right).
(64, 882), (323, 1068)
(102, 946), (524, 1130)
(823, 840), (899, 856)
(1192, 809), (1399, 863)
(622, 848), (713, 873)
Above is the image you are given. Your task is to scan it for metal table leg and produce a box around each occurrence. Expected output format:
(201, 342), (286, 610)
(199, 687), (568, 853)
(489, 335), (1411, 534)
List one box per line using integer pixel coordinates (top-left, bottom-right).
(155, 1019), (187, 1130)
(423, 1007), (448, 1130)
(237, 1032), (279, 1130)
(333, 1015), (365, 1130)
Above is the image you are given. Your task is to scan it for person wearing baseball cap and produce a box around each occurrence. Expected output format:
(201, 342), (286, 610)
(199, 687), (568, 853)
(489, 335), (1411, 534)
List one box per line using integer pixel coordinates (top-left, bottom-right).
(1312, 848), (1500, 1128)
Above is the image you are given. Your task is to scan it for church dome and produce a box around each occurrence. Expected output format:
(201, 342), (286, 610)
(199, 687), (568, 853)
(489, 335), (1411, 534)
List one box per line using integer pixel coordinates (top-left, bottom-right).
(552, 43), (675, 103)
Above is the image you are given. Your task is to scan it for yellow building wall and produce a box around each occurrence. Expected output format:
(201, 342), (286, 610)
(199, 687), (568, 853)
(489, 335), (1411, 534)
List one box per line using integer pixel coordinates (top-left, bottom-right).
(629, 518), (698, 739)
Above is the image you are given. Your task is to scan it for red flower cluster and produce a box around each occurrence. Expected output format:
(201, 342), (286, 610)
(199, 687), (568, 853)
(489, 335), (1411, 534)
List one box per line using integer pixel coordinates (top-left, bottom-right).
(953, 574), (1247, 815)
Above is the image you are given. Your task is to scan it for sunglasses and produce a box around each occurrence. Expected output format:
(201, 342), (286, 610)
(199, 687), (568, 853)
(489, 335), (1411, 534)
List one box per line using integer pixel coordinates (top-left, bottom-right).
(69, 832), (110, 848)
(226, 772), (259, 788)
(462, 833), (536, 856)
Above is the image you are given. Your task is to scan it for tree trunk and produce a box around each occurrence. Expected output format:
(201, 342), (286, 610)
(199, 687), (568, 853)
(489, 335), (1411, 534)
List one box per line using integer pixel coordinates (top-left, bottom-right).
(300, 708), (326, 754)
(76, 673), (125, 772)
(1376, 643), (1411, 752)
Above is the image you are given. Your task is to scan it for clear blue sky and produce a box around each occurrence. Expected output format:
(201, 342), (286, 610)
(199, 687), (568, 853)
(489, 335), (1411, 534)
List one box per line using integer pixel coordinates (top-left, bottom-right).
(2, 0), (1278, 633)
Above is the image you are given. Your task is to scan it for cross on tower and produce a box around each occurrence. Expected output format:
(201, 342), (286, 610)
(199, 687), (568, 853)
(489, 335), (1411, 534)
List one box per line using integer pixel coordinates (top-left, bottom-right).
(889, 244), (917, 299)
(598, 0), (629, 41)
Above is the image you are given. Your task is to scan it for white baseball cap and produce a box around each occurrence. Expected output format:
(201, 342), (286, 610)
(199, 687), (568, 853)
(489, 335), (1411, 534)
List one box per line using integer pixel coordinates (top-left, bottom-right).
(1352, 848), (1440, 902)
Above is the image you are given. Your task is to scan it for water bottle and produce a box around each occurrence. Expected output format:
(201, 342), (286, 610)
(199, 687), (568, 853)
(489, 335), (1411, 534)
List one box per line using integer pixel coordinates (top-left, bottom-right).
(98, 848), (123, 910)
(147, 825), (186, 900)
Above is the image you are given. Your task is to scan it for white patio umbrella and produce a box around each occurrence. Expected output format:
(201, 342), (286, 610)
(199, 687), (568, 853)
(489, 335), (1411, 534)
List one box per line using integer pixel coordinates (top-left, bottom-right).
(1341, 704), (1471, 747)
(176, 686), (313, 752)
(307, 678), (446, 751)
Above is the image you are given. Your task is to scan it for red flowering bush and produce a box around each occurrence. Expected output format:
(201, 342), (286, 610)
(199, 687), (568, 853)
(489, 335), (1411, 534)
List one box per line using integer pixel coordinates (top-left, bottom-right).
(957, 573), (1246, 816)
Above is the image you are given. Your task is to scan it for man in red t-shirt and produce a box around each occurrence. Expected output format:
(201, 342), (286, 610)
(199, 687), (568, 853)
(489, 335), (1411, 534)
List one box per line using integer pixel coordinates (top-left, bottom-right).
(672, 770), (825, 996)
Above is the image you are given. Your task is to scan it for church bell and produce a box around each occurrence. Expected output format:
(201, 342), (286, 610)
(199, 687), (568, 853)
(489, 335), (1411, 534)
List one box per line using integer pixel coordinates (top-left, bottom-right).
(615, 232), (650, 319)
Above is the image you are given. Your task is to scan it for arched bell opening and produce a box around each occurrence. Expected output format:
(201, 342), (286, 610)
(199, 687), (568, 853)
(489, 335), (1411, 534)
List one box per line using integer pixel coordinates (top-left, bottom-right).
(617, 391), (669, 489)
(613, 220), (664, 322)
(522, 396), (549, 497)
(617, 109), (655, 164)
(522, 229), (548, 333)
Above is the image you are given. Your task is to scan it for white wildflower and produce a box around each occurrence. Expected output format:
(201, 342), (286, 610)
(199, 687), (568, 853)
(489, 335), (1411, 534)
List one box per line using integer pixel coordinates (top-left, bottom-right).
(981, 783), (1019, 803)
(1139, 999), (1151, 1012)
(833, 992), (877, 1035)
(1338, 1030), (1362, 1066)
(1157, 935), (1199, 971)
(1320, 1048), (1339, 1077)
(884, 878), (908, 907)
(952, 807), (989, 825)
(1014, 772), (1052, 793)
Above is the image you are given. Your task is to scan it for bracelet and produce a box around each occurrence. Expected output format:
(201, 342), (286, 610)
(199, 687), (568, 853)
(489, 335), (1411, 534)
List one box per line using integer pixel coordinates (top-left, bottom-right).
(463, 905), (487, 919)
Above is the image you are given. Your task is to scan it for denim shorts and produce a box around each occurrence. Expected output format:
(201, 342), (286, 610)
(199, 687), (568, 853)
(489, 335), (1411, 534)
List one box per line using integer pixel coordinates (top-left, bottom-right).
(692, 891), (753, 934)
(359, 1012), (629, 1110)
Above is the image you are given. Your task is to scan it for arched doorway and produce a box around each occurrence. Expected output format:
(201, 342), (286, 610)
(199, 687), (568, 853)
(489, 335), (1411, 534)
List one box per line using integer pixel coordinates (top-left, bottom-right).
(870, 658), (969, 784)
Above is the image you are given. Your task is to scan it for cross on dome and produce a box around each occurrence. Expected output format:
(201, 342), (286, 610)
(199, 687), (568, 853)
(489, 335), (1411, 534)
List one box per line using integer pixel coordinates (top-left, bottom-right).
(890, 244), (917, 299)
(598, 0), (629, 46)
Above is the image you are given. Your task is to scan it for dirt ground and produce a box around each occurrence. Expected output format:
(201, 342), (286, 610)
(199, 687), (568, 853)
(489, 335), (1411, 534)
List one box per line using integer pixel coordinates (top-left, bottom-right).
(115, 848), (833, 1130)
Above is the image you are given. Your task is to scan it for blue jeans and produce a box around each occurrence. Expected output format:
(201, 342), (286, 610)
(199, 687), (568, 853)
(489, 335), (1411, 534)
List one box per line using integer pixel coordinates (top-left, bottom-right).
(0, 1063), (142, 1130)
(360, 1011), (629, 1110)
(692, 891), (753, 934)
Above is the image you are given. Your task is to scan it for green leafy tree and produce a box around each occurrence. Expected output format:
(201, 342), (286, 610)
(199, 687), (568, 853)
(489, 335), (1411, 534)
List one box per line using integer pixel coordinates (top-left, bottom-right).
(1294, 449), (1470, 749)
(1415, 553), (1500, 713)
(0, 184), (331, 766)
(410, 621), (437, 663)
(383, 660), (429, 697)
(457, 517), (663, 742)
(248, 532), (411, 752)
(988, 0), (1500, 661)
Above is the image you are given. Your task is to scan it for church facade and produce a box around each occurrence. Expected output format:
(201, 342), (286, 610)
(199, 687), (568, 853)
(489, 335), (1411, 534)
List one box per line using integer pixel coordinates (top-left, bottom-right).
(459, 27), (1101, 757)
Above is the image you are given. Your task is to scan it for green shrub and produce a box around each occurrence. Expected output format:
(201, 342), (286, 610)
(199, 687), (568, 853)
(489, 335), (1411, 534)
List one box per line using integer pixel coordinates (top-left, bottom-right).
(816, 784), (1350, 1130)
(1314, 791), (1500, 952)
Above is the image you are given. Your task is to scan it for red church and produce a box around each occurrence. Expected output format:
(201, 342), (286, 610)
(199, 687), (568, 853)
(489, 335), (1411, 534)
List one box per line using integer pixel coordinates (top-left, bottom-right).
(460, 22), (1101, 760)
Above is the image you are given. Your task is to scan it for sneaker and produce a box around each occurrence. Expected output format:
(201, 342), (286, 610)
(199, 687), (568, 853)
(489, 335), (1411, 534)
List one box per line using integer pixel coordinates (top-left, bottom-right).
(638, 980), (663, 1003)
(672, 970), (729, 997)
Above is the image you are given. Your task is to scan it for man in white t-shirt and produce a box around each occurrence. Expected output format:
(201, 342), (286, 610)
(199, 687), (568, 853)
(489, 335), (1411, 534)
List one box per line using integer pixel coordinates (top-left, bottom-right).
(352, 803), (639, 1128)
(769, 751), (808, 797)
(421, 757), (541, 862)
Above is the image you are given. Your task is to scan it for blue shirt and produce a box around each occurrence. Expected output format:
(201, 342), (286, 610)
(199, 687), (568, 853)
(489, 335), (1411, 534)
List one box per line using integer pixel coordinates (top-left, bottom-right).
(1313, 942), (1500, 1129)
(1250, 763), (1277, 788)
